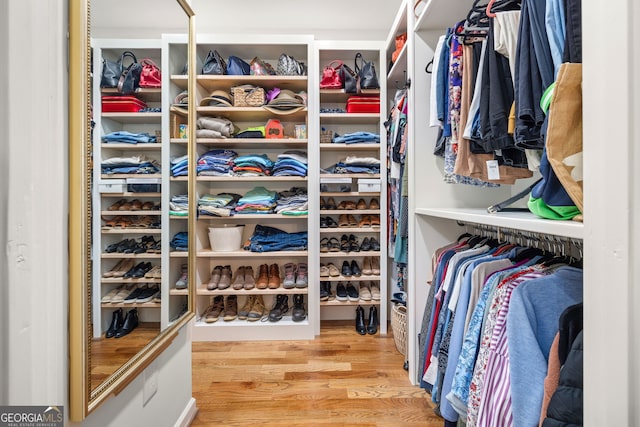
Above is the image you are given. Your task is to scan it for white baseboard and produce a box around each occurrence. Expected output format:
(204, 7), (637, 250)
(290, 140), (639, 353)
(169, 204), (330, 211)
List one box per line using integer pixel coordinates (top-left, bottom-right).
(174, 397), (198, 427)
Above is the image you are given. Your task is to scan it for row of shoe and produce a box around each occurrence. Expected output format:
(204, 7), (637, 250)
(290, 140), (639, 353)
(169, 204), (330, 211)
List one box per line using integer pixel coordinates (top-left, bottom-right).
(105, 308), (139, 338)
(102, 215), (161, 229)
(103, 260), (161, 280)
(320, 198), (379, 210)
(104, 236), (161, 254)
(320, 214), (380, 228)
(355, 306), (378, 335)
(101, 283), (161, 304)
(319, 281), (380, 302)
(320, 235), (380, 253)
(206, 263), (308, 291)
(107, 198), (160, 211)
(320, 258), (380, 278)
(202, 294), (306, 323)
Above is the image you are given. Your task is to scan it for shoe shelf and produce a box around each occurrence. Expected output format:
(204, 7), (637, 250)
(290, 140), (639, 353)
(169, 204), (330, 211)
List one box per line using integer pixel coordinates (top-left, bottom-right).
(170, 74), (187, 89)
(196, 286), (309, 296)
(196, 176), (308, 182)
(101, 112), (162, 124)
(101, 302), (161, 309)
(196, 250), (309, 258)
(101, 192), (161, 198)
(198, 214), (307, 220)
(320, 192), (381, 197)
(320, 227), (381, 233)
(193, 317), (309, 328)
(321, 300), (380, 307)
(102, 253), (162, 259)
(320, 173), (381, 180)
(170, 138), (188, 144)
(101, 210), (161, 216)
(320, 251), (381, 258)
(169, 251), (188, 258)
(101, 143), (162, 151)
(196, 138), (308, 149)
(169, 288), (188, 296)
(170, 215), (188, 220)
(196, 75), (308, 93)
(319, 143), (381, 151)
(170, 176), (189, 182)
(320, 209), (380, 215)
(100, 229), (162, 234)
(101, 278), (162, 284)
(320, 275), (382, 281)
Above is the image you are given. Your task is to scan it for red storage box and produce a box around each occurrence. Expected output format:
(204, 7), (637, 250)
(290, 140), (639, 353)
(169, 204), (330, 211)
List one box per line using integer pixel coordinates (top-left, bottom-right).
(101, 95), (148, 113)
(346, 96), (380, 113)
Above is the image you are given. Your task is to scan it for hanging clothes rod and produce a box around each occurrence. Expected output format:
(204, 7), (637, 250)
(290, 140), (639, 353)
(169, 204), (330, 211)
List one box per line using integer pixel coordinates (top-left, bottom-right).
(454, 220), (583, 258)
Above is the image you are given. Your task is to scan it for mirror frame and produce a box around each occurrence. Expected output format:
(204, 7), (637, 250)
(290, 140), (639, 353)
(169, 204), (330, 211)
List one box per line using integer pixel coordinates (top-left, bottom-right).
(68, 0), (195, 421)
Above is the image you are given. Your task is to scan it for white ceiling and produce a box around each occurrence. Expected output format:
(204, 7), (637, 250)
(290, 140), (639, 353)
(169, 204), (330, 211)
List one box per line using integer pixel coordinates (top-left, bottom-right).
(92, 0), (404, 41)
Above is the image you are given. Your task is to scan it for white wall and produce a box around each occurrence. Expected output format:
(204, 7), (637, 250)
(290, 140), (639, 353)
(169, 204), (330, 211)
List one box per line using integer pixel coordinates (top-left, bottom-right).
(2, 1), (194, 425)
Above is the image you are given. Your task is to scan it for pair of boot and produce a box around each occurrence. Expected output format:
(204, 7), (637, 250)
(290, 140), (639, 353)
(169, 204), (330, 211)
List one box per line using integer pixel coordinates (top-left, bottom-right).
(355, 306), (378, 335)
(105, 308), (139, 338)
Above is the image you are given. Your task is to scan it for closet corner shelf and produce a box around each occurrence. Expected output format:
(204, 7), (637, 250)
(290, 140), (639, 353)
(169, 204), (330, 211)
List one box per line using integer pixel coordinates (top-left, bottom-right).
(101, 143), (162, 150)
(319, 113), (380, 125)
(415, 208), (584, 239)
(170, 74), (188, 89)
(170, 288), (188, 296)
(414, 0), (469, 41)
(196, 75), (308, 92)
(319, 143), (381, 151)
(101, 112), (162, 124)
(387, 48), (408, 82)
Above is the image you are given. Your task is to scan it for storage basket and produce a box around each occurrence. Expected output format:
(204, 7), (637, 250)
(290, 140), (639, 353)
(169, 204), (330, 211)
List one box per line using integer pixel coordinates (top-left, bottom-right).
(208, 225), (244, 252)
(391, 303), (408, 357)
(320, 129), (334, 143)
(231, 85), (266, 107)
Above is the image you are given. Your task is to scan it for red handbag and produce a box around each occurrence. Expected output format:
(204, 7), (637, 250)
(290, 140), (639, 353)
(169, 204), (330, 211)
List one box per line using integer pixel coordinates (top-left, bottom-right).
(139, 59), (162, 88)
(319, 60), (344, 89)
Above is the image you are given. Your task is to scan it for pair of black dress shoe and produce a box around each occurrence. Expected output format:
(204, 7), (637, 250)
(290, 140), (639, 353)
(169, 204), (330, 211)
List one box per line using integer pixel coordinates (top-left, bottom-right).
(105, 308), (139, 338)
(355, 306), (378, 335)
(123, 262), (152, 279)
(341, 260), (361, 277)
(320, 217), (338, 228)
(359, 237), (381, 252)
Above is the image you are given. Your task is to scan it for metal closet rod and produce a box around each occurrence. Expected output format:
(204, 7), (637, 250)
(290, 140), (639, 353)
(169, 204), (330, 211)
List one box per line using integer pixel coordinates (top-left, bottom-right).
(455, 220), (583, 258)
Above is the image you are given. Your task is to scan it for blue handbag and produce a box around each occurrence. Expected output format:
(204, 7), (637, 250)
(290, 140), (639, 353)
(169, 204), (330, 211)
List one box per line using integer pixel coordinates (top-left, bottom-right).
(227, 56), (251, 75)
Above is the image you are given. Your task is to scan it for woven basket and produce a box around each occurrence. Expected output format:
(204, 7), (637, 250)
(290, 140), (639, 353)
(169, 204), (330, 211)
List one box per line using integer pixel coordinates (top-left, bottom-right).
(231, 85), (266, 107)
(320, 129), (334, 143)
(391, 304), (408, 357)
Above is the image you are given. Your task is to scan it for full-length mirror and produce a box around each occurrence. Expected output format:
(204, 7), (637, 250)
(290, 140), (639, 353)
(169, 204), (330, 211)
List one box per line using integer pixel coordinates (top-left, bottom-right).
(69, 0), (195, 420)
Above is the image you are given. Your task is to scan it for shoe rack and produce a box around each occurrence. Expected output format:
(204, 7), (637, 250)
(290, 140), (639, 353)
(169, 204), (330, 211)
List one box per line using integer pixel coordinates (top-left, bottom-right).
(92, 39), (166, 339)
(314, 41), (388, 334)
(189, 35), (317, 341)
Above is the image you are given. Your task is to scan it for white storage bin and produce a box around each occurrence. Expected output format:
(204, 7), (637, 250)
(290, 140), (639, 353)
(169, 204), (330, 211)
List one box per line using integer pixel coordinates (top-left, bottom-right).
(358, 178), (381, 193)
(208, 225), (244, 252)
(99, 179), (126, 193)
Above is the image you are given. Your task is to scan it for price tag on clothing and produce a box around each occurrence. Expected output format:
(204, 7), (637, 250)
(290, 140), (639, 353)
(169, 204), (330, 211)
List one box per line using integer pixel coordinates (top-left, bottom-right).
(486, 160), (501, 180)
(422, 355), (439, 385)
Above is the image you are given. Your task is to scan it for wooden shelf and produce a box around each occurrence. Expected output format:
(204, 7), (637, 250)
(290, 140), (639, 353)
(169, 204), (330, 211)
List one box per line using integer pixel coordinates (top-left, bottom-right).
(320, 88), (380, 103)
(319, 143), (380, 150)
(101, 211), (161, 216)
(320, 275), (381, 282)
(100, 192), (161, 198)
(101, 87), (162, 102)
(196, 75), (308, 92)
(196, 285), (308, 296)
(198, 213), (307, 220)
(196, 138), (308, 149)
(101, 302), (161, 308)
(320, 300), (380, 307)
(101, 228), (162, 234)
(170, 215), (189, 220)
(171, 176), (189, 182)
(319, 113), (380, 125)
(320, 227), (380, 233)
(101, 174), (162, 180)
(170, 288), (189, 296)
(320, 251), (381, 258)
(320, 174), (380, 179)
(320, 209), (380, 215)
(170, 251), (189, 258)
(197, 250), (308, 258)
(101, 278), (161, 284)
(102, 253), (162, 259)
(170, 138), (188, 144)
(197, 106), (307, 122)
(320, 192), (381, 197)
(197, 176), (307, 182)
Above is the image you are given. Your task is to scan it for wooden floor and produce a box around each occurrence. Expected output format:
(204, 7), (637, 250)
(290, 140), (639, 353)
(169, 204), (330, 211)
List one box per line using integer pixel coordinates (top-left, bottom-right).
(191, 320), (442, 426)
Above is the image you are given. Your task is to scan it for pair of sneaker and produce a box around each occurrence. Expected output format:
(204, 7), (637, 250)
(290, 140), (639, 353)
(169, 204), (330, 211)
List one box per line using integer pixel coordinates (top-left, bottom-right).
(282, 263), (308, 289)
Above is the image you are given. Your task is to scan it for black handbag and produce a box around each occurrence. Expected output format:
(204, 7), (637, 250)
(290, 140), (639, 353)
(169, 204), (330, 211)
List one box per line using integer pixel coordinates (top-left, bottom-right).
(117, 52), (142, 94)
(101, 51), (137, 88)
(355, 52), (380, 91)
(202, 49), (227, 75)
(340, 63), (358, 94)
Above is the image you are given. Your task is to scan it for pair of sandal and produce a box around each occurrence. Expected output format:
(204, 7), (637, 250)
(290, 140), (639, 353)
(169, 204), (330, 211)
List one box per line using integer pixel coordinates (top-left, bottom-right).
(103, 215), (160, 229)
(108, 198), (158, 211)
(320, 217), (339, 228)
(358, 215), (380, 227)
(340, 234), (360, 253)
(320, 197), (337, 210)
